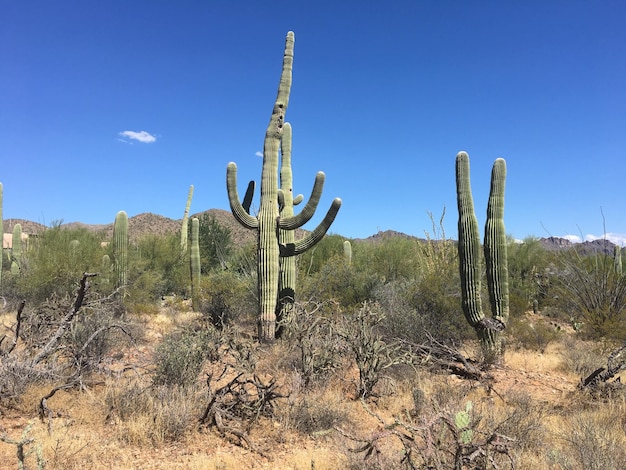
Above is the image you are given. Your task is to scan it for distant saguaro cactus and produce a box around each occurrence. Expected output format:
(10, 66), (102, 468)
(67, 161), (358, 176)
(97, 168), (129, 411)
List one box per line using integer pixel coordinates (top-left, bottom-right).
(11, 223), (22, 274)
(343, 240), (352, 266)
(113, 211), (128, 289)
(455, 152), (508, 364)
(180, 184), (194, 253)
(227, 31), (342, 340)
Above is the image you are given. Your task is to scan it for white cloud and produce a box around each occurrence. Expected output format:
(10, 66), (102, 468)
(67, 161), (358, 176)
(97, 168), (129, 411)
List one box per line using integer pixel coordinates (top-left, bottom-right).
(562, 234), (582, 244)
(585, 233), (626, 246)
(255, 151), (263, 157)
(119, 130), (156, 143)
(560, 233), (626, 246)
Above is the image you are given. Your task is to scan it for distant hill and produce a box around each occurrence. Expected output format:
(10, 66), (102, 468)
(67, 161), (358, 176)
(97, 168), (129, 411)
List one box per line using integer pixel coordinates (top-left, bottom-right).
(2, 214), (621, 255)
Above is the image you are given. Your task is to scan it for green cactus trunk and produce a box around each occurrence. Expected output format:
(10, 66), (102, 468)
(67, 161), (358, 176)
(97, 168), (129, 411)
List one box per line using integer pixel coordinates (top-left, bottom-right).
(615, 245), (622, 275)
(455, 153), (484, 328)
(456, 152), (508, 364)
(226, 32), (341, 341)
(11, 223), (22, 275)
(181, 185), (194, 253)
(190, 217), (201, 311)
(276, 122), (297, 334)
(113, 211), (128, 290)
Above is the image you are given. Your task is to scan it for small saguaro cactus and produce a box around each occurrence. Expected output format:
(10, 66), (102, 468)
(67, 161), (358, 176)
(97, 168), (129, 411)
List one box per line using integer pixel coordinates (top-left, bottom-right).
(190, 217), (201, 311)
(455, 152), (509, 364)
(226, 31), (342, 341)
(113, 211), (128, 290)
(180, 184), (194, 253)
(614, 245), (623, 275)
(11, 223), (22, 274)
(343, 240), (352, 266)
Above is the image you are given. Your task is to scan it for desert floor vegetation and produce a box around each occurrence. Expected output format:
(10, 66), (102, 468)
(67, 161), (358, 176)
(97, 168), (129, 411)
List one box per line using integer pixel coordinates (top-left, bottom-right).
(2, 298), (626, 469)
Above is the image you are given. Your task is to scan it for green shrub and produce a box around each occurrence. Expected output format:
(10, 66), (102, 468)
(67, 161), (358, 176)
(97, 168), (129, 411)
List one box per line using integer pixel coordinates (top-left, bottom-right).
(153, 327), (217, 387)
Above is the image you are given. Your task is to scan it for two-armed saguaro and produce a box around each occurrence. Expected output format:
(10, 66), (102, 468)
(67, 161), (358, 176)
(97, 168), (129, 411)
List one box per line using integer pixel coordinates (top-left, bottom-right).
(227, 31), (342, 341)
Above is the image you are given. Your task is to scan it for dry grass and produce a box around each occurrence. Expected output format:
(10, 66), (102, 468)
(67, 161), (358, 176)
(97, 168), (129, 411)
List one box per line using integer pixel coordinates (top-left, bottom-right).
(3, 307), (626, 469)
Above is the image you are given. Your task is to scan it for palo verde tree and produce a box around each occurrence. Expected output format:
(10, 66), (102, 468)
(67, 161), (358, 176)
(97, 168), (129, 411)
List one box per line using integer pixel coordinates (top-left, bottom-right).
(227, 31), (341, 340)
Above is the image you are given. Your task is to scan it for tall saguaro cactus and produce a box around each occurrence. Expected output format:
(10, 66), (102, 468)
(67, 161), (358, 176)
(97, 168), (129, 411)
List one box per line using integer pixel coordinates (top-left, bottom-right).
(180, 185), (194, 253)
(455, 152), (508, 363)
(226, 31), (342, 341)
(113, 211), (128, 290)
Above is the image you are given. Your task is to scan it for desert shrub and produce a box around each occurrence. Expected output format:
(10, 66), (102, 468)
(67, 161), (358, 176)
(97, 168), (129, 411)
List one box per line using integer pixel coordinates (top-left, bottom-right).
(336, 302), (414, 399)
(153, 327), (218, 387)
(297, 234), (346, 277)
(125, 233), (188, 305)
(552, 408), (626, 469)
(199, 270), (256, 329)
(284, 391), (349, 435)
(507, 237), (556, 316)
(376, 236), (470, 345)
(281, 300), (345, 387)
(506, 314), (561, 352)
(196, 213), (233, 272)
(11, 225), (106, 303)
(557, 336), (612, 378)
(300, 256), (380, 310)
(553, 247), (626, 339)
(105, 379), (204, 444)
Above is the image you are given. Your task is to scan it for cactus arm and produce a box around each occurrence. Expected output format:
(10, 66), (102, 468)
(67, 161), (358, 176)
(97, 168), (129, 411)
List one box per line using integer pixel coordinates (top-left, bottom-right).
(455, 152), (485, 327)
(293, 194), (304, 205)
(227, 162), (259, 229)
(280, 197), (342, 256)
(242, 180), (255, 215)
(278, 171), (326, 230)
(484, 158), (509, 324)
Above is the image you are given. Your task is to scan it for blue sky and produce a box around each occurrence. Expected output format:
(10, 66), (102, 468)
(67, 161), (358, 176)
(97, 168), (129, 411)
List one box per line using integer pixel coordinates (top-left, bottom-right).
(2, 1), (625, 244)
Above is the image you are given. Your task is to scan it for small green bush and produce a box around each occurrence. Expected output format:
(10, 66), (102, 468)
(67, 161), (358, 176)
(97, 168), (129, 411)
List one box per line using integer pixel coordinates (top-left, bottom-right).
(153, 327), (217, 387)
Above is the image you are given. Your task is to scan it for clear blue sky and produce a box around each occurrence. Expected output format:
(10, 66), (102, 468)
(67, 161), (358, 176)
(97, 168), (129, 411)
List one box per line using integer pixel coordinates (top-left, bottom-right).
(2, 1), (625, 244)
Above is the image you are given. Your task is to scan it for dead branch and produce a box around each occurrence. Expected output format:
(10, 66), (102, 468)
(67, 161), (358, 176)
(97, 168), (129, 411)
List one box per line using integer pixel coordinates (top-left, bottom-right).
(3, 300), (26, 356)
(31, 273), (97, 366)
(579, 342), (626, 391)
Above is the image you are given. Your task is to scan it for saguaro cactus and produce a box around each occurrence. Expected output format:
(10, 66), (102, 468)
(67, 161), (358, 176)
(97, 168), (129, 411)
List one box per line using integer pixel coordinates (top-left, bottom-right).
(11, 223), (22, 274)
(455, 152), (508, 363)
(343, 240), (352, 266)
(181, 185), (194, 253)
(227, 31), (342, 340)
(190, 217), (201, 311)
(113, 211), (128, 289)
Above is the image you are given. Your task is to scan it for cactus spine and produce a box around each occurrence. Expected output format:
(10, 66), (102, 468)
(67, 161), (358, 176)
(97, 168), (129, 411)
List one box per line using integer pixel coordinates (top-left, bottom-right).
(11, 223), (22, 274)
(226, 31), (342, 341)
(113, 211), (128, 289)
(181, 185), (194, 253)
(190, 217), (201, 311)
(455, 152), (508, 363)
